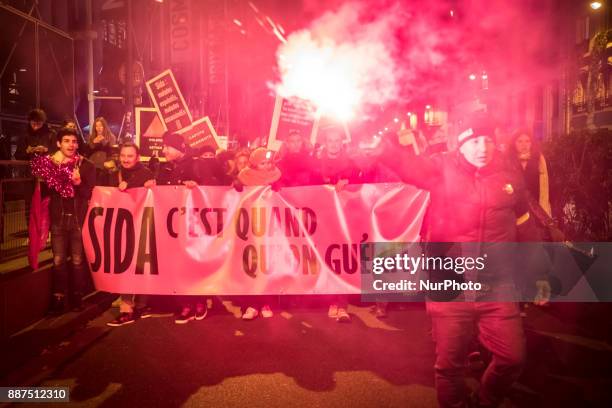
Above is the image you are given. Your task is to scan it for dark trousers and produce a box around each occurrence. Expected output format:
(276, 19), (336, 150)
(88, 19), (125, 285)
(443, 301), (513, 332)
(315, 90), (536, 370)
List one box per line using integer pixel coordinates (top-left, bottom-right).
(427, 302), (525, 408)
(50, 215), (86, 297)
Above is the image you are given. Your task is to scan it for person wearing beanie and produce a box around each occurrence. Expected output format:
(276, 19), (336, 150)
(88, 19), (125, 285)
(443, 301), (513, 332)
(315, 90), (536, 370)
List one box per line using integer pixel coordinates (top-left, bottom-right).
(15, 108), (56, 160)
(235, 147), (281, 320)
(380, 112), (556, 407)
(156, 131), (207, 324)
(156, 131), (200, 187)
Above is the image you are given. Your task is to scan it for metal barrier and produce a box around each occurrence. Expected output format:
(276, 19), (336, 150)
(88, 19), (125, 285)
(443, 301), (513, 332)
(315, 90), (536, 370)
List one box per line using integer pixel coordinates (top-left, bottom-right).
(0, 160), (36, 262)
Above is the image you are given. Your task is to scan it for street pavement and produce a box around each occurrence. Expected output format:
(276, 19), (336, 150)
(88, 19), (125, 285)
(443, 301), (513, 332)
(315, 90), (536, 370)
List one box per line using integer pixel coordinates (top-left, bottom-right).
(8, 301), (612, 408)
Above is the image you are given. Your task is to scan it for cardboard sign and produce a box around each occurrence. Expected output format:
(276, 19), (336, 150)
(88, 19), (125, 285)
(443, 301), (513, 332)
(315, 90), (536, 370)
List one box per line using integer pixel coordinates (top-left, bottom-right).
(145, 69), (193, 132)
(268, 95), (319, 151)
(135, 107), (166, 160)
(176, 116), (221, 151)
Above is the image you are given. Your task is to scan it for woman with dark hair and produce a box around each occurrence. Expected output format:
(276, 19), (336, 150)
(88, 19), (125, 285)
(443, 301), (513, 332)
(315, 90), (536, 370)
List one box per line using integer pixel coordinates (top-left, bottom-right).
(508, 130), (552, 217)
(87, 116), (117, 170)
(507, 130), (554, 316)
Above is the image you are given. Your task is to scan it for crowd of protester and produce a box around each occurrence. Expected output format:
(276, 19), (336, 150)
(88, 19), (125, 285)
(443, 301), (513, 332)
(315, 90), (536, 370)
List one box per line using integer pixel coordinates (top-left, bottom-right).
(19, 107), (563, 407)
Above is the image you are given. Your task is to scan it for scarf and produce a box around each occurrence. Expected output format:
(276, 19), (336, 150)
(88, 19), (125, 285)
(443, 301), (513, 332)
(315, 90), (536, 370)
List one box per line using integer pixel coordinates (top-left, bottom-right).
(237, 167), (281, 186)
(30, 154), (81, 198)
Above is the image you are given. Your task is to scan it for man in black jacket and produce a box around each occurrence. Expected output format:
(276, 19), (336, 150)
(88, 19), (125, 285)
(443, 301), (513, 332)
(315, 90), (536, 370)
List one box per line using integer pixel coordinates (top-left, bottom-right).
(156, 132), (200, 187)
(33, 127), (96, 314)
(103, 142), (154, 189)
(104, 142), (156, 326)
(384, 113), (544, 408)
(15, 109), (56, 160)
(157, 132), (206, 324)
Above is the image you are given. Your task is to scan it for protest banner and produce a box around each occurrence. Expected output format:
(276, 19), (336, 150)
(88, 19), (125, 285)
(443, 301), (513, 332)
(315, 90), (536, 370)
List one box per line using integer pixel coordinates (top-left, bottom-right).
(82, 184), (429, 295)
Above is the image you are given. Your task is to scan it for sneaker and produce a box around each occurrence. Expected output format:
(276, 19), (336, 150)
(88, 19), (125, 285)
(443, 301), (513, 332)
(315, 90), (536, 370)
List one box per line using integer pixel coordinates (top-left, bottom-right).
(242, 307), (259, 320)
(107, 312), (137, 327)
(261, 305), (273, 318)
(374, 304), (387, 319)
(137, 306), (154, 319)
(336, 308), (351, 323)
(174, 307), (195, 324)
(195, 303), (208, 321)
(328, 304), (338, 318)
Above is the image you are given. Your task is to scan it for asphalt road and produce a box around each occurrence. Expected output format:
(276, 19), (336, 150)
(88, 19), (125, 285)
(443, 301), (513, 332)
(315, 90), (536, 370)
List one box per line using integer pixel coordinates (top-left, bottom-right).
(15, 301), (612, 408)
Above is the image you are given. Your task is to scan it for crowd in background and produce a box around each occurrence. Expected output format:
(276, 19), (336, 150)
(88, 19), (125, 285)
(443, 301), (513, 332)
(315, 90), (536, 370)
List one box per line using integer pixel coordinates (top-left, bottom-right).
(17, 108), (554, 324)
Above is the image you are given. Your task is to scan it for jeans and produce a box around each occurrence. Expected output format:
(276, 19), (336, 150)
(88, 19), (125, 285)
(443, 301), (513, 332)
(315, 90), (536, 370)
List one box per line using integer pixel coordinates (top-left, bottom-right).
(120, 294), (148, 313)
(50, 214), (86, 297)
(427, 301), (526, 408)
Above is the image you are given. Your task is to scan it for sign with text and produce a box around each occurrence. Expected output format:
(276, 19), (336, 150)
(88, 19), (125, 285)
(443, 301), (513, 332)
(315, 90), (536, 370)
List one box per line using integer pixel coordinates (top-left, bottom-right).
(82, 184), (429, 295)
(135, 107), (165, 160)
(268, 95), (319, 151)
(145, 69), (193, 132)
(176, 116), (221, 150)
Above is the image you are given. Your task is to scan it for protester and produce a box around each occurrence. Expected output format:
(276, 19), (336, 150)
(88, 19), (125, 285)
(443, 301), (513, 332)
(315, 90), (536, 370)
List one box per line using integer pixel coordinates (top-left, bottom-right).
(507, 130), (552, 218)
(104, 143), (156, 326)
(20, 109), (56, 268)
(381, 112), (554, 407)
(236, 147), (281, 320)
(313, 126), (361, 323)
(157, 131), (207, 324)
(315, 126), (361, 187)
(87, 116), (117, 171)
(62, 118), (77, 130)
(15, 108), (56, 160)
(277, 129), (320, 187)
(228, 148), (250, 182)
(193, 145), (227, 186)
(506, 130), (558, 314)
(30, 127), (96, 314)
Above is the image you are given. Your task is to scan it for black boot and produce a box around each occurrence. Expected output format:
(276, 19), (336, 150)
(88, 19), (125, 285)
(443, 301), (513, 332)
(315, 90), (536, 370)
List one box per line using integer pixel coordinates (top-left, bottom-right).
(48, 294), (68, 315)
(71, 292), (84, 312)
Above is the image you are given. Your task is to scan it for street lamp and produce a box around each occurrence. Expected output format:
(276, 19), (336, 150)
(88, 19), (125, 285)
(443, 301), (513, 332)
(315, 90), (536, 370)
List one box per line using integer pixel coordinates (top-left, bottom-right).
(591, 2), (603, 10)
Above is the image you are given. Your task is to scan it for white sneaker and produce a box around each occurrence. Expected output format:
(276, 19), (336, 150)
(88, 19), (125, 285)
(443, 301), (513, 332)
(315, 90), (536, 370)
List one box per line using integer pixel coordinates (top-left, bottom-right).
(242, 307), (259, 320)
(328, 304), (338, 318)
(336, 308), (351, 323)
(261, 305), (273, 318)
